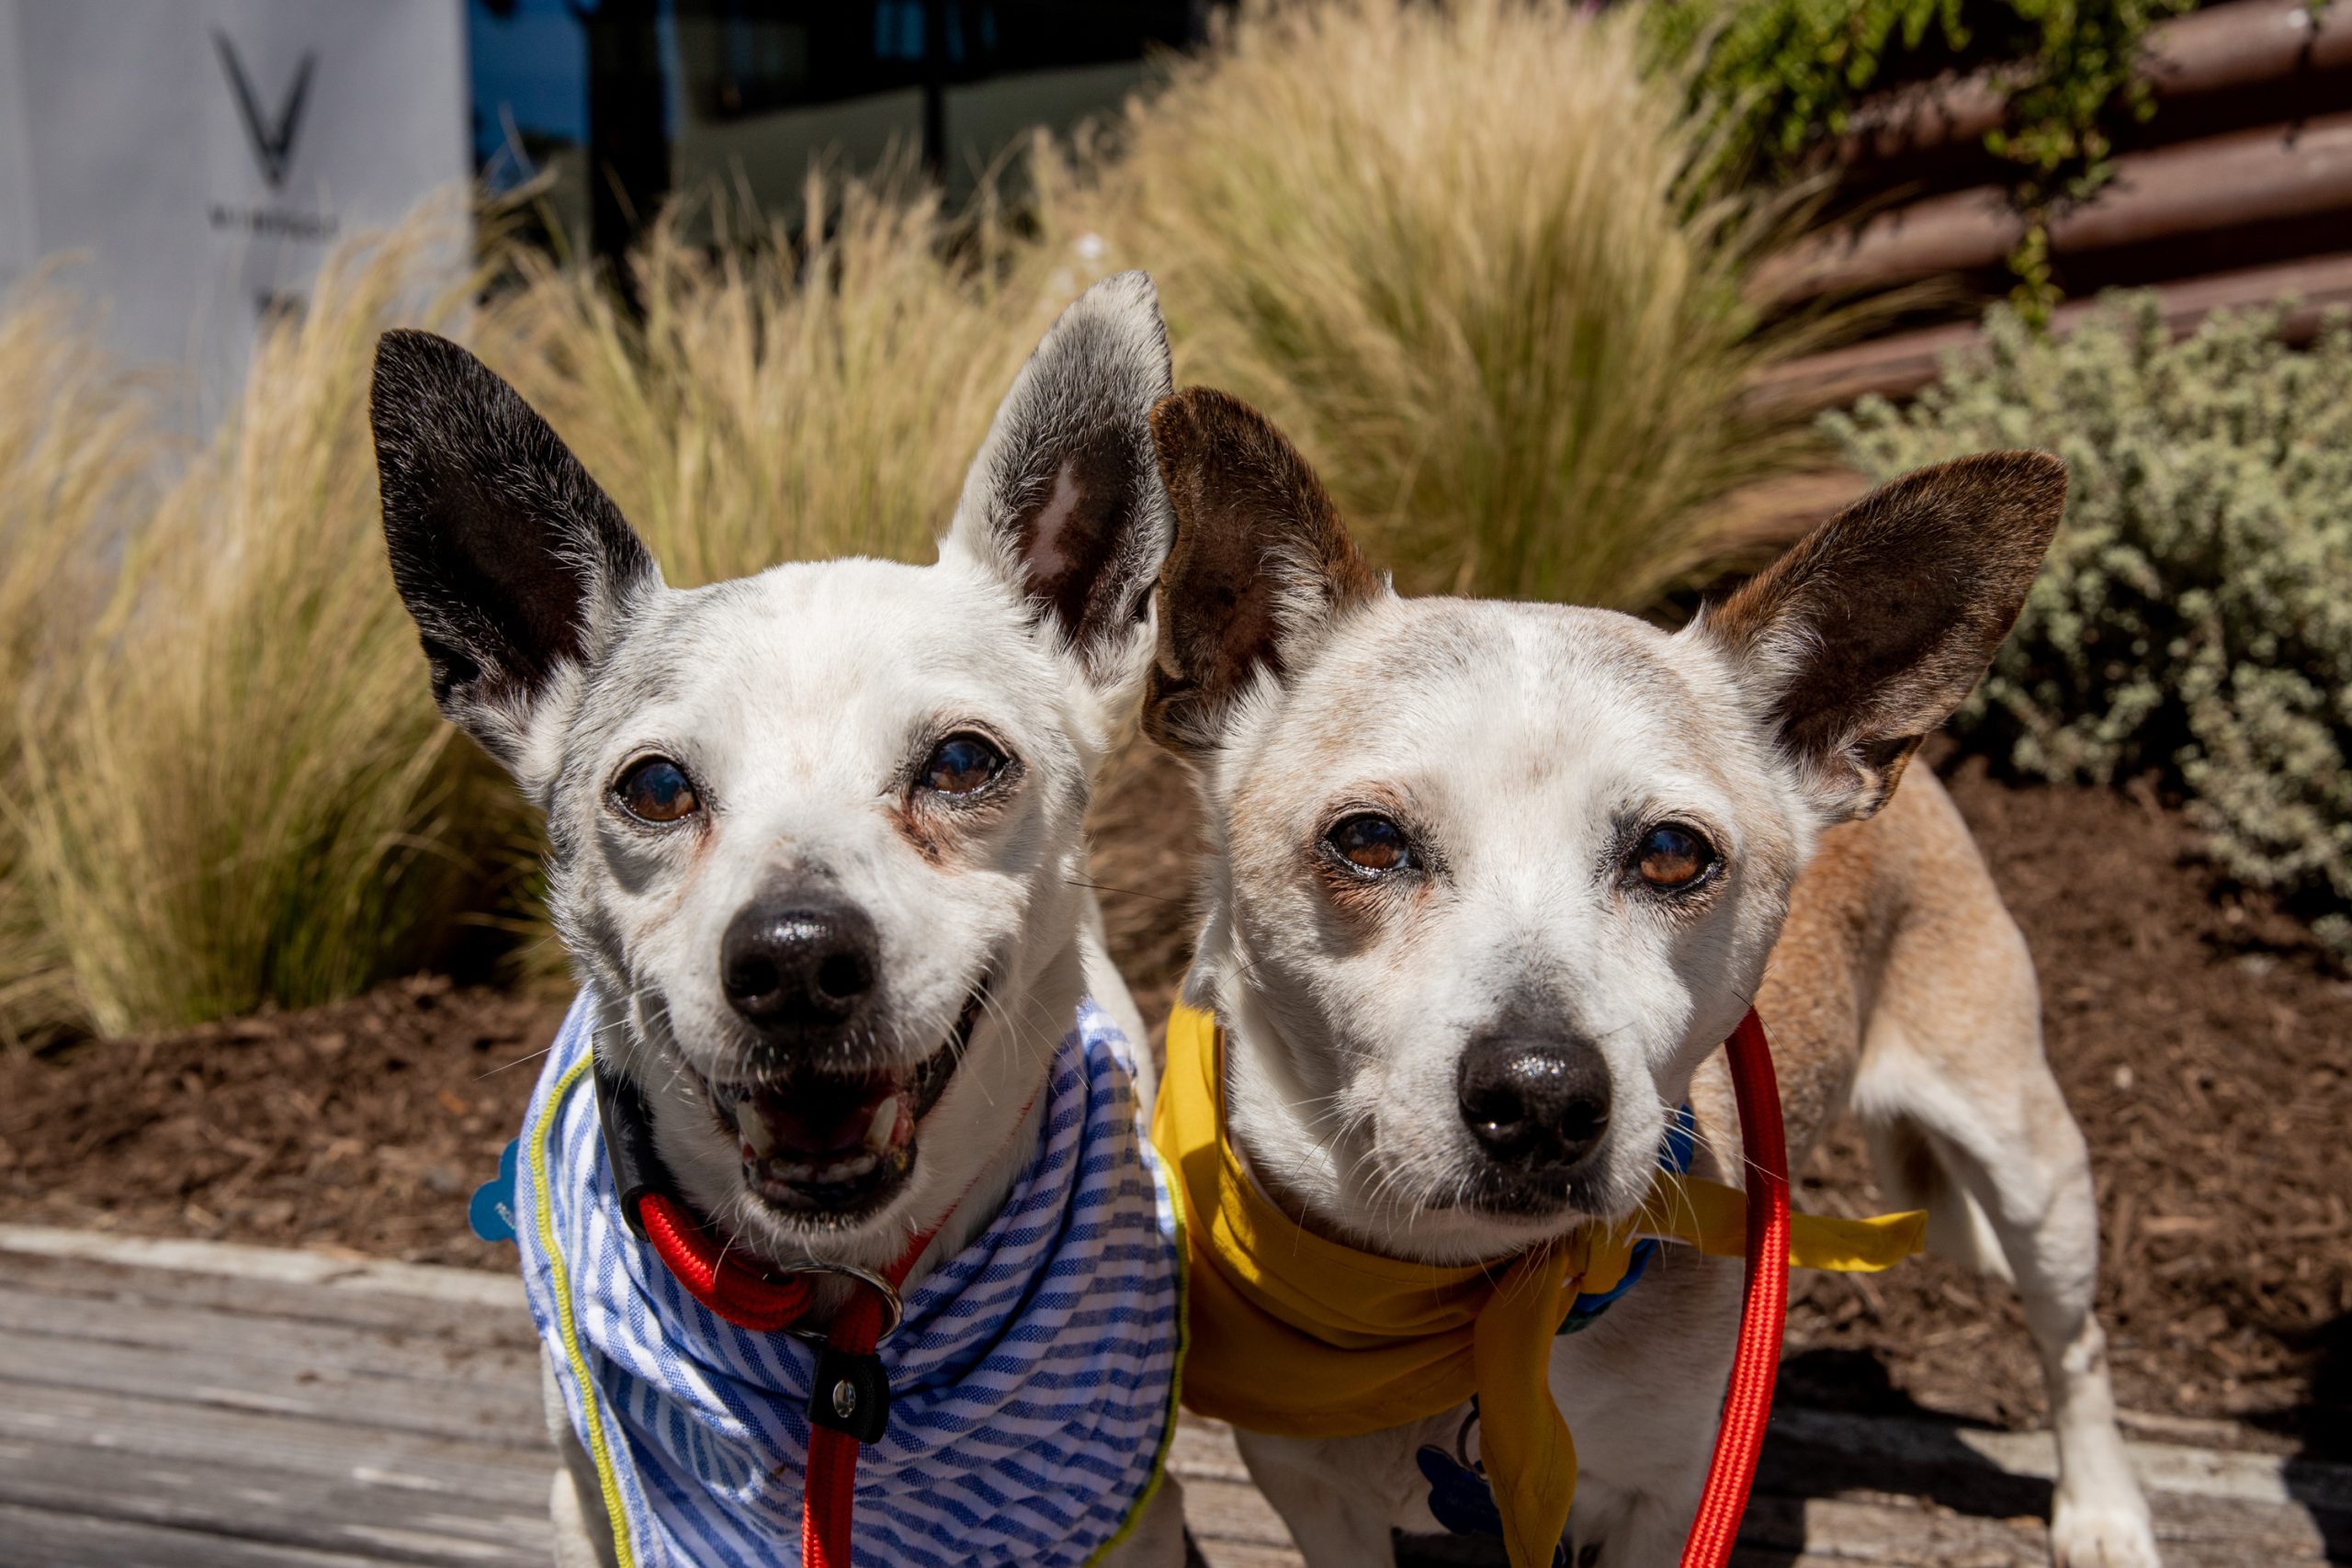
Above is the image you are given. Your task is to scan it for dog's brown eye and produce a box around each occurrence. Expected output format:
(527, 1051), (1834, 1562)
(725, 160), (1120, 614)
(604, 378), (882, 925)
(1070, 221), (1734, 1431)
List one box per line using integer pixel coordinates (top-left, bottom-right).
(1328, 814), (1413, 874)
(1635, 825), (1714, 890)
(616, 758), (699, 824)
(921, 733), (1007, 796)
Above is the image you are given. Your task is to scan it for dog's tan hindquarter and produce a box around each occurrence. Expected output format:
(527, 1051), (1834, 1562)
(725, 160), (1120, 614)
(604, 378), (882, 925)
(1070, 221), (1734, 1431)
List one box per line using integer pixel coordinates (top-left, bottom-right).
(1751, 767), (2160, 1566)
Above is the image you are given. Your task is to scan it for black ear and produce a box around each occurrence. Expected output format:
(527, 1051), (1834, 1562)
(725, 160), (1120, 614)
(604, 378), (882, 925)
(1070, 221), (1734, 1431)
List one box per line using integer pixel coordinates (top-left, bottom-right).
(370, 330), (655, 773)
(946, 272), (1175, 694)
(1700, 450), (2066, 821)
(1142, 388), (1382, 756)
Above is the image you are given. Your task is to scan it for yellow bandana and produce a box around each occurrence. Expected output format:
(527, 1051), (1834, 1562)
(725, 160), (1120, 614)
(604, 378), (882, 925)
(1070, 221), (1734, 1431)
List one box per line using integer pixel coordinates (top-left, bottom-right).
(1152, 1001), (1926, 1568)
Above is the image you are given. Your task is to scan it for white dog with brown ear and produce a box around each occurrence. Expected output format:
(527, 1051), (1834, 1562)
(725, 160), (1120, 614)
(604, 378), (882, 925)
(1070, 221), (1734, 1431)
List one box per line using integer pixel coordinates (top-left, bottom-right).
(1141, 387), (2158, 1568)
(368, 276), (1188, 1567)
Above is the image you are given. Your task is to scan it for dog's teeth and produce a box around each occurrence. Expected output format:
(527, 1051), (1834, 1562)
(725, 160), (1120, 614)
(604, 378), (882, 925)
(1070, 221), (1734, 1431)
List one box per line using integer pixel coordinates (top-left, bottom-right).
(864, 1095), (899, 1154)
(733, 1099), (776, 1158)
(812, 1151), (879, 1184)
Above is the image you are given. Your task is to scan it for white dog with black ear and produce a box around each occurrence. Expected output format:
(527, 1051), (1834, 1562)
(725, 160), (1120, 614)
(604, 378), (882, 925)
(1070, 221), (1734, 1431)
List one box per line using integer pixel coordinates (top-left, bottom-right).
(368, 276), (1188, 1568)
(1140, 388), (2157, 1568)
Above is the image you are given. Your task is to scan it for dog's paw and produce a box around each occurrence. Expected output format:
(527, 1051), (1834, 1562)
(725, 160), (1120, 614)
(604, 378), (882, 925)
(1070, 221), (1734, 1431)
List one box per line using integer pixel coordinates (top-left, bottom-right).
(2050, 1490), (2160, 1568)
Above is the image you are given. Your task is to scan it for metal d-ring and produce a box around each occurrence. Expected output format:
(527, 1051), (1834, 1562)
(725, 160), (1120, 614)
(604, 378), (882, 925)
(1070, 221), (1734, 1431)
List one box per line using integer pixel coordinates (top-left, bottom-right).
(754, 1257), (908, 1344)
(1453, 1404), (1483, 1473)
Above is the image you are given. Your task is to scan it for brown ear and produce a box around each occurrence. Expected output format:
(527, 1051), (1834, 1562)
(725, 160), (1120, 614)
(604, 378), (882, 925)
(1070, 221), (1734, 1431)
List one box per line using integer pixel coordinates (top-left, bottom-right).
(1143, 389), (1381, 754)
(1702, 450), (2065, 820)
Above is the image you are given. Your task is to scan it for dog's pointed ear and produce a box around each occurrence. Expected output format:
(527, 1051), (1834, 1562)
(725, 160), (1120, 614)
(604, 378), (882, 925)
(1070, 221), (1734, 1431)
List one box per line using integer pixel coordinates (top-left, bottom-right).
(1697, 450), (2065, 822)
(1142, 388), (1382, 755)
(945, 271), (1176, 699)
(370, 329), (657, 780)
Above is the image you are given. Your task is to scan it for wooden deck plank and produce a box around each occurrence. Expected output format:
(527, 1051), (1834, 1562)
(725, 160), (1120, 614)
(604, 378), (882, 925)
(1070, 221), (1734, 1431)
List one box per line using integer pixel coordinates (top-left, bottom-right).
(0, 1329), (546, 1448)
(1192, 1542), (1313, 1568)
(0, 1244), (533, 1347)
(0, 1500), (431, 1568)
(1768, 1404), (2352, 1514)
(0, 1381), (552, 1509)
(0, 1432), (548, 1566)
(1175, 1475), (1296, 1551)
(0, 1226), (524, 1311)
(3, 1228), (2340, 1568)
(0, 1280), (542, 1400)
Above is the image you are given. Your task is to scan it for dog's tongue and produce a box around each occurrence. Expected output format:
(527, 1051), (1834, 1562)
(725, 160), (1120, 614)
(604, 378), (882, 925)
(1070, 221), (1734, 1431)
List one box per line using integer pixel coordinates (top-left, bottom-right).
(731, 1072), (914, 1163)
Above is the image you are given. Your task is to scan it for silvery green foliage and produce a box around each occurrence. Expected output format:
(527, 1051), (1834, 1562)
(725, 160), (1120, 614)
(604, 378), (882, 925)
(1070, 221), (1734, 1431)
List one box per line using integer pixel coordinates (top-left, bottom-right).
(1826, 295), (2352, 960)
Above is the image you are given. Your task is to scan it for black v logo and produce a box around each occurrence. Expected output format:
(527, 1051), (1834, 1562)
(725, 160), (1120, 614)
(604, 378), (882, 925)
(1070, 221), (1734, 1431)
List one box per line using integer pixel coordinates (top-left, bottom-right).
(213, 31), (314, 191)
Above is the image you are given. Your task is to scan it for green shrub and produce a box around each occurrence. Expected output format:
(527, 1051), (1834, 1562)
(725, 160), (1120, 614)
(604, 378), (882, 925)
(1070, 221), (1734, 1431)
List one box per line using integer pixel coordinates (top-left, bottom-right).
(1060, 0), (1843, 609)
(1828, 296), (2352, 956)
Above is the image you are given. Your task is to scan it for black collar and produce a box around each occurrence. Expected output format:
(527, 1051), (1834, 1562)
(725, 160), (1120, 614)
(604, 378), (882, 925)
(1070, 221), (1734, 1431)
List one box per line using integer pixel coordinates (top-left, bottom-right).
(592, 1057), (666, 1242)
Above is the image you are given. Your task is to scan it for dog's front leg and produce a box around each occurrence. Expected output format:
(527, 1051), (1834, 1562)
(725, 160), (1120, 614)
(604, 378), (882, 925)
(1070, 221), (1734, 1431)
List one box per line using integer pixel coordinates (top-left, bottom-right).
(1553, 1250), (1743, 1568)
(1233, 1426), (1423, 1567)
(1566, 1477), (1702, 1568)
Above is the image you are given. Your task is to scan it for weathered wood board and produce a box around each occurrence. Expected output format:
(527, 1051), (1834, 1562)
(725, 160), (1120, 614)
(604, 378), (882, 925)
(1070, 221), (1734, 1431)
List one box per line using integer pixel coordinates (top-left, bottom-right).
(0, 1227), (2340, 1567)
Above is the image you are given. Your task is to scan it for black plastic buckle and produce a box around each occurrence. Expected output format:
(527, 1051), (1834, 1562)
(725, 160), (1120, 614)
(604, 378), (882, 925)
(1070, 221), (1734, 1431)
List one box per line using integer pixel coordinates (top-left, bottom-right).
(809, 1348), (890, 1445)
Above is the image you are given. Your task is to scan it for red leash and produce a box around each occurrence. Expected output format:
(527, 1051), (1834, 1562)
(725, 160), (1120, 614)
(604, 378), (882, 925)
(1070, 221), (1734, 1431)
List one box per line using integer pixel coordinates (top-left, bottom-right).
(798, 1280), (899, 1568)
(1676, 1008), (1791, 1568)
(638, 1191), (933, 1568)
(631, 1018), (1789, 1568)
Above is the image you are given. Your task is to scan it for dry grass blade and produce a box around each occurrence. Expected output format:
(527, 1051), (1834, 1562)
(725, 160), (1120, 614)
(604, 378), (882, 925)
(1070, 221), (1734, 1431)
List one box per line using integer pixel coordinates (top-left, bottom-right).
(481, 166), (1075, 585)
(1066, 0), (1847, 607)
(0, 276), (160, 1044)
(16, 209), (511, 1035)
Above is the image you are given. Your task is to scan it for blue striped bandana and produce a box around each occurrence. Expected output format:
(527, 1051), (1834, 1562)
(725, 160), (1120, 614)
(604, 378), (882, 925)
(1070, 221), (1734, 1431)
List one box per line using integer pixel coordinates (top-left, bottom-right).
(515, 991), (1185, 1567)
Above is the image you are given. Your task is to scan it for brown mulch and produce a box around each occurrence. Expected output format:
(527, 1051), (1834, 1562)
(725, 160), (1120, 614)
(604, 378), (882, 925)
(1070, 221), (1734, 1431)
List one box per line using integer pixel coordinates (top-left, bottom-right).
(0, 975), (563, 1270)
(3, 749), (2346, 1456)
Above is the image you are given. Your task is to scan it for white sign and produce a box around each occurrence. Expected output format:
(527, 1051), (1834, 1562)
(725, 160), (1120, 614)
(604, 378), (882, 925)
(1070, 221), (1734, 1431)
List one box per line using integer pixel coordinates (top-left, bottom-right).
(0, 0), (469, 410)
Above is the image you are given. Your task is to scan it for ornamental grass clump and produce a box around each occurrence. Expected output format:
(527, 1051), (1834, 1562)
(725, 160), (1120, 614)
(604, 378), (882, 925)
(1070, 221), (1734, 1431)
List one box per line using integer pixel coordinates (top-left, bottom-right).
(2, 165), (1080, 1035)
(1065, 0), (1840, 608)
(16, 217), (506, 1034)
(0, 283), (159, 1043)
(1828, 296), (2352, 956)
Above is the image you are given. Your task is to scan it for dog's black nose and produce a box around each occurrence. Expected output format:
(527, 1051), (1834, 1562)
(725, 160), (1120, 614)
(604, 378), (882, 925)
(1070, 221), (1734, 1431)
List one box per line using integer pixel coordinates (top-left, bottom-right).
(1456, 1035), (1612, 1170)
(719, 898), (880, 1034)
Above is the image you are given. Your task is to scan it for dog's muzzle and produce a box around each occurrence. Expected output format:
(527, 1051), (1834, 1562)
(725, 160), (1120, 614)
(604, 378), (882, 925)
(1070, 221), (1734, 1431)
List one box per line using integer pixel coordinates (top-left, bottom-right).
(704, 983), (988, 1218)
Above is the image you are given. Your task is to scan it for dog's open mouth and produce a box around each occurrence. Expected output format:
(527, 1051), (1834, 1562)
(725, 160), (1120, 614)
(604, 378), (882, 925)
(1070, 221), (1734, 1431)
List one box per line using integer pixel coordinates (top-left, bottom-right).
(706, 986), (987, 1217)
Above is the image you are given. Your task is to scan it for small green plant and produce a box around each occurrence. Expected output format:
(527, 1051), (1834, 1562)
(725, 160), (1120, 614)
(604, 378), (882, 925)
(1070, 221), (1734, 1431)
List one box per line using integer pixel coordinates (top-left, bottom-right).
(1062, 0), (1842, 609)
(1829, 295), (2352, 957)
(1651, 0), (2193, 314)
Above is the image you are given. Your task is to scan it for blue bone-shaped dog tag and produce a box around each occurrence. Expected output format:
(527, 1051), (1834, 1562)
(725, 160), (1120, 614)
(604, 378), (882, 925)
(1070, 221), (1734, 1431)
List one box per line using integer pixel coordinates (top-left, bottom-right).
(470, 1138), (520, 1244)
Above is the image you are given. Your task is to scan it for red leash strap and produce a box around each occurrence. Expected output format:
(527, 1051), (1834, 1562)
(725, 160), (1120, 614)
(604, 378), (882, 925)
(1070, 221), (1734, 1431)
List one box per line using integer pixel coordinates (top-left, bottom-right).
(635, 1189), (932, 1568)
(799, 1233), (934, 1568)
(800, 1283), (893, 1567)
(1677, 1008), (1791, 1568)
(637, 1193), (819, 1331)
